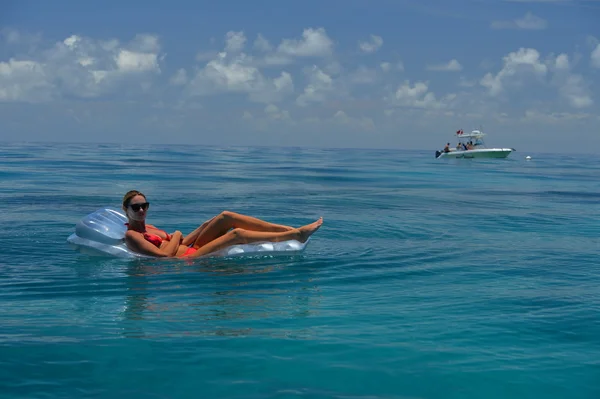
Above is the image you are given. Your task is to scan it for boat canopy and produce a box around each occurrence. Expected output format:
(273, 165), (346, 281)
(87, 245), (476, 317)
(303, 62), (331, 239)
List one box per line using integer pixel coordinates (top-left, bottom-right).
(455, 129), (486, 139)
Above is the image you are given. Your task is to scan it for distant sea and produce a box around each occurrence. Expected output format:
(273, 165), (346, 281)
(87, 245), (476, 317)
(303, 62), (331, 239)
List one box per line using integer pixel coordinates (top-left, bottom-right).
(1, 142), (599, 399)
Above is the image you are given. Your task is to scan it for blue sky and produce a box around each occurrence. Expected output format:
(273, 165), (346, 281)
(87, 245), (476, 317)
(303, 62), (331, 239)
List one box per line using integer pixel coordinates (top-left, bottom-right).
(1, 0), (599, 153)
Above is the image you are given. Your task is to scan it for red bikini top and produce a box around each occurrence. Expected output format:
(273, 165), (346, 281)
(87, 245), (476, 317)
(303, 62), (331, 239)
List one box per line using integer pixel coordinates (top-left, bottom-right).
(125, 224), (171, 248)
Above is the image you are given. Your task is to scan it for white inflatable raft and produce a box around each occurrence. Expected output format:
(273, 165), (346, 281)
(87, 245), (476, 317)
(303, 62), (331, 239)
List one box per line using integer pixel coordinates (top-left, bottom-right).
(67, 208), (309, 259)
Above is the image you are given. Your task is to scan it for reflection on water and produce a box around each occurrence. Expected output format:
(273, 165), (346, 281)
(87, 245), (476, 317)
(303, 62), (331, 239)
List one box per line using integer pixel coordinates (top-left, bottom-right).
(120, 256), (322, 339)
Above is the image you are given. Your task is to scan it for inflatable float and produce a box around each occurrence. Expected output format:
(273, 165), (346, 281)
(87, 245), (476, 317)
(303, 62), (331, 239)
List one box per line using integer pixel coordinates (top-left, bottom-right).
(67, 208), (309, 259)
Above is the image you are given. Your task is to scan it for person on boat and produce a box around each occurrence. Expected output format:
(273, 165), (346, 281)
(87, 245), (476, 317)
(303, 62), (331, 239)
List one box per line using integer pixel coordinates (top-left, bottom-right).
(121, 190), (323, 259)
(443, 143), (451, 153)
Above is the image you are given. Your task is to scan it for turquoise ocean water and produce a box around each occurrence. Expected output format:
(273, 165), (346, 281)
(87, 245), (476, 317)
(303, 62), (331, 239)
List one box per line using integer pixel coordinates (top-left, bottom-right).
(1, 142), (599, 399)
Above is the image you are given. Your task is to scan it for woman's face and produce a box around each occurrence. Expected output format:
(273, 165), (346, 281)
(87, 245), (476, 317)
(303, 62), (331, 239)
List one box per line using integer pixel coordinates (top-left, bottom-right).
(126, 194), (149, 222)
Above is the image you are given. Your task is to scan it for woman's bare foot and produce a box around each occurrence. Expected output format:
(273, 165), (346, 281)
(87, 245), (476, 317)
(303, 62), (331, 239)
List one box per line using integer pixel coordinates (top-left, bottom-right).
(297, 217), (323, 243)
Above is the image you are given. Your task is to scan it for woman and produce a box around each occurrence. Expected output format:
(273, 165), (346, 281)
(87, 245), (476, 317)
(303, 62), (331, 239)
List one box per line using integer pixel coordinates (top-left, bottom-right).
(121, 190), (323, 259)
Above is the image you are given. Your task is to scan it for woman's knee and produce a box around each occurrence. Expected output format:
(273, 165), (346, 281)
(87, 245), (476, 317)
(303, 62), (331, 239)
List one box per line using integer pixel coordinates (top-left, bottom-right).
(226, 228), (245, 243)
(220, 210), (237, 220)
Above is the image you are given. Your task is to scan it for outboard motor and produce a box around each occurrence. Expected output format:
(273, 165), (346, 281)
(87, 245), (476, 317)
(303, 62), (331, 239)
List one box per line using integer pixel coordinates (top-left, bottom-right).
(435, 150), (442, 158)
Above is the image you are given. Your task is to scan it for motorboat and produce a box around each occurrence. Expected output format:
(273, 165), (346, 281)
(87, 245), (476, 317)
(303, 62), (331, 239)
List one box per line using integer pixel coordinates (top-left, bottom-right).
(435, 128), (514, 159)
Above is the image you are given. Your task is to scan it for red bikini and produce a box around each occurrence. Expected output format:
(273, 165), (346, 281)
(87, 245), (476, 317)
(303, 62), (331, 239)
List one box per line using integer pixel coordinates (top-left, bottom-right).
(125, 223), (196, 256)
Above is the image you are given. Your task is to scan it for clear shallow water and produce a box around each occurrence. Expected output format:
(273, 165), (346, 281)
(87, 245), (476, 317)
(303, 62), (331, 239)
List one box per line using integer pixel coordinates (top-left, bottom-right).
(0, 142), (599, 399)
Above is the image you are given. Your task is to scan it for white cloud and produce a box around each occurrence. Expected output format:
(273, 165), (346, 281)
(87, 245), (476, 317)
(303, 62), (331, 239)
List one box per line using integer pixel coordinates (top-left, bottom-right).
(389, 80), (450, 109)
(591, 44), (600, 68)
(276, 28), (333, 57)
(296, 65), (334, 106)
(115, 50), (159, 73)
(480, 48), (547, 96)
(186, 41), (294, 104)
(0, 33), (163, 102)
(0, 59), (53, 102)
(559, 75), (593, 108)
(482, 50), (592, 108)
(128, 34), (161, 53)
(250, 71), (294, 103)
(551, 54), (593, 108)
(358, 35), (383, 54)
(256, 28), (335, 67)
(225, 31), (246, 53)
(427, 59), (463, 72)
(491, 12), (548, 30)
(554, 53), (570, 70)
(253, 34), (272, 52)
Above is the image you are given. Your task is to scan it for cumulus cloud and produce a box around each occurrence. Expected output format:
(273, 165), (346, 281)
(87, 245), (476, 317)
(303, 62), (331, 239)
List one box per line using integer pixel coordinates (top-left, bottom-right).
(225, 31), (246, 53)
(491, 12), (548, 30)
(183, 31), (296, 104)
(551, 53), (593, 108)
(296, 65), (334, 107)
(0, 59), (53, 102)
(389, 80), (452, 109)
(358, 35), (383, 54)
(253, 34), (272, 52)
(254, 28), (335, 66)
(276, 28), (333, 58)
(480, 48), (592, 108)
(187, 50), (294, 103)
(0, 33), (162, 102)
(480, 48), (548, 96)
(558, 74), (593, 108)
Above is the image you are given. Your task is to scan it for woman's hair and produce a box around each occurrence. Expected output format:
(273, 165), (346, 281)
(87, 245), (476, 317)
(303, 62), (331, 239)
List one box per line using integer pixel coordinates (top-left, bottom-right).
(122, 190), (146, 210)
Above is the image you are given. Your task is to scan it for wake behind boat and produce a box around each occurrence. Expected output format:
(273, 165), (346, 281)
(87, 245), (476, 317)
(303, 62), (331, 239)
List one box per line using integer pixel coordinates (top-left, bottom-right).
(435, 128), (515, 159)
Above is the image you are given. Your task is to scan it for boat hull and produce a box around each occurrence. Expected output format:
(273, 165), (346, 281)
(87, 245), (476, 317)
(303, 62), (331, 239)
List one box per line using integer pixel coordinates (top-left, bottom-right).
(435, 148), (513, 159)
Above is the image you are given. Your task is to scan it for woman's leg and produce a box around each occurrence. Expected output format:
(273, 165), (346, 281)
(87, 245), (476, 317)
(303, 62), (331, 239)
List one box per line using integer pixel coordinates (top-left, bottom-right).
(181, 216), (216, 246)
(182, 217), (323, 259)
(189, 211), (294, 249)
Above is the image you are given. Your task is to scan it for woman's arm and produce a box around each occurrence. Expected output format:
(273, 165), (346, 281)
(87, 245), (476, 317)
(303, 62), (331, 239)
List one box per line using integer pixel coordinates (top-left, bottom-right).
(124, 230), (181, 257)
(164, 231), (182, 256)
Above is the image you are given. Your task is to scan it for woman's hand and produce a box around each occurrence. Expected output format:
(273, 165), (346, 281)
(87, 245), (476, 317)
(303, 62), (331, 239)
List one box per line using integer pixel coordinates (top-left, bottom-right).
(168, 230), (183, 243)
(167, 231), (183, 256)
(172, 230), (183, 241)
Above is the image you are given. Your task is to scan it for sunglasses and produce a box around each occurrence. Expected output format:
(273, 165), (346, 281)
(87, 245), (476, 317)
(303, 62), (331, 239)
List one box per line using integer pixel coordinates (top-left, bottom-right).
(129, 202), (150, 212)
